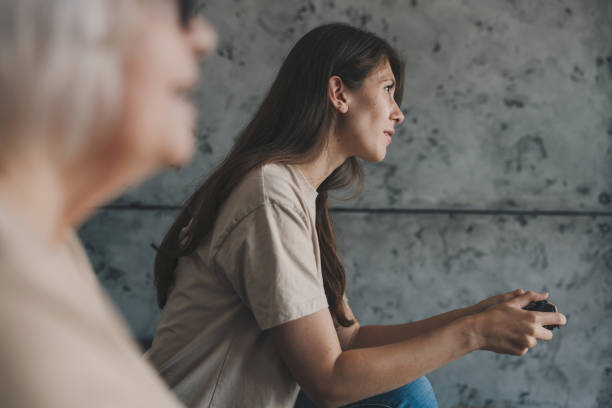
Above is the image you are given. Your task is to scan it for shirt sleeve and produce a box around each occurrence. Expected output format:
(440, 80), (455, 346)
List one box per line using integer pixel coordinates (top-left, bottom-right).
(214, 200), (329, 330)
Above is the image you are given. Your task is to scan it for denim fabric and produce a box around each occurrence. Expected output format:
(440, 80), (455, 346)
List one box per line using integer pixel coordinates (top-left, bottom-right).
(293, 376), (439, 408)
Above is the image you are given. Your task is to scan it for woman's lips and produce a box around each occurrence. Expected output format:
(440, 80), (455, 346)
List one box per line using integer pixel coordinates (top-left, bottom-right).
(384, 130), (394, 144)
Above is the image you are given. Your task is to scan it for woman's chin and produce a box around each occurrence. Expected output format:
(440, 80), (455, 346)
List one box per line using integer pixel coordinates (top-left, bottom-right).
(359, 148), (387, 163)
(163, 135), (196, 168)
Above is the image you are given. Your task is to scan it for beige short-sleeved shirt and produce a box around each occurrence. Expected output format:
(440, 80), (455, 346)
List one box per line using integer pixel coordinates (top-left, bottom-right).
(147, 163), (329, 408)
(0, 204), (183, 408)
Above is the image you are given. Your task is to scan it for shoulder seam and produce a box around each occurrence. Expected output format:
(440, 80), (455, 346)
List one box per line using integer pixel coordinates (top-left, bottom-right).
(211, 197), (311, 262)
(210, 201), (267, 258)
(260, 163), (311, 227)
(267, 198), (310, 228)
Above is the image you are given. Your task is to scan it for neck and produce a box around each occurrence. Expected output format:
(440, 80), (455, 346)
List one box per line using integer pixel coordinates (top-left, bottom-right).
(296, 128), (348, 190)
(0, 138), (158, 244)
(0, 151), (68, 244)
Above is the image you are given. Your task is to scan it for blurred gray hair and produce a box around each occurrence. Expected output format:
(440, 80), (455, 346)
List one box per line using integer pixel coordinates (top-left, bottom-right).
(0, 0), (138, 161)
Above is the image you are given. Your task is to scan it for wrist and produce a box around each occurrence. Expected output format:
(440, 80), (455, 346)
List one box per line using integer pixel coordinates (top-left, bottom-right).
(461, 304), (479, 316)
(455, 314), (483, 352)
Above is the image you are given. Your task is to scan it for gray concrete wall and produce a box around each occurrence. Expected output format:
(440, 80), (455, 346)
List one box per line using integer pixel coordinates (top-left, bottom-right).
(79, 0), (612, 406)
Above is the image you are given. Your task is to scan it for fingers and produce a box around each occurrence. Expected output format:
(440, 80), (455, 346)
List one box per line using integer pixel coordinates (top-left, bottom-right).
(490, 289), (524, 306)
(501, 288), (524, 301)
(508, 288), (525, 300)
(535, 325), (553, 340)
(533, 311), (567, 328)
(511, 335), (538, 356)
(511, 290), (549, 308)
(514, 331), (546, 355)
(526, 311), (565, 343)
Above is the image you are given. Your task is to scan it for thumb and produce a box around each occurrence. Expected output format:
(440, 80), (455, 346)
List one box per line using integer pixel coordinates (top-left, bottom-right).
(511, 290), (549, 308)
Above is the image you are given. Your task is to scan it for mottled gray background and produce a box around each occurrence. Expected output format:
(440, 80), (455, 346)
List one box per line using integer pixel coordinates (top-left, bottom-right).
(79, 0), (612, 407)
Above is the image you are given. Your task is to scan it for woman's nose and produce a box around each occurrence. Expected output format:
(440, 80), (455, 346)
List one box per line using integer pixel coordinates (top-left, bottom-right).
(391, 101), (405, 124)
(186, 16), (217, 59)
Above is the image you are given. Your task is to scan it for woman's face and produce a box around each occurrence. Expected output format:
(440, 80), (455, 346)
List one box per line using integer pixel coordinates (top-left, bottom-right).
(338, 60), (404, 163)
(113, 1), (216, 170)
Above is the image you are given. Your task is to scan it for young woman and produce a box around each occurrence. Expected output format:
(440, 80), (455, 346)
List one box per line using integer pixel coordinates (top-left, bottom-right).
(148, 23), (566, 408)
(0, 0), (215, 407)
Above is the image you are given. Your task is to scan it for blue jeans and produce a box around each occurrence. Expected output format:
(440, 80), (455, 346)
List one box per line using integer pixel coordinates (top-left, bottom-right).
(293, 376), (439, 408)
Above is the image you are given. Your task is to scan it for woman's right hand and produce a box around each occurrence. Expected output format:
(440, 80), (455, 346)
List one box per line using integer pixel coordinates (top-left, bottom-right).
(471, 291), (567, 356)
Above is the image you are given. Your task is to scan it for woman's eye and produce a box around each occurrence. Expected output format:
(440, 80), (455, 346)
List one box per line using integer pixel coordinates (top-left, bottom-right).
(384, 85), (393, 93)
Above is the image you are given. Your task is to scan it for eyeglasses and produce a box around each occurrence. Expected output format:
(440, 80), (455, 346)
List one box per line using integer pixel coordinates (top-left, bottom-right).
(178, 0), (193, 28)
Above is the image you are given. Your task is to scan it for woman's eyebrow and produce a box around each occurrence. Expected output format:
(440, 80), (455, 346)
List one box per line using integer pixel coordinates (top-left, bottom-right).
(380, 78), (396, 86)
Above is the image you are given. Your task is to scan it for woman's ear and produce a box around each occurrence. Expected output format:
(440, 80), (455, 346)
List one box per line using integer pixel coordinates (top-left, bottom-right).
(328, 76), (349, 114)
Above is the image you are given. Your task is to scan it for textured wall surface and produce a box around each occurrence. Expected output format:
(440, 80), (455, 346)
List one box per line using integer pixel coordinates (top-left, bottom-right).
(79, 0), (612, 406)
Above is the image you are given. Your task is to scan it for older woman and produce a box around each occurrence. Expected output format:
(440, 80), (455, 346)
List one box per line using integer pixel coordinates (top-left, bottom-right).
(0, 0), (215, 407)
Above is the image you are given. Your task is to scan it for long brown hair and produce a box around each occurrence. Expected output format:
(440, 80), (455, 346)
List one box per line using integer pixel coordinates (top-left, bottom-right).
(154, 23), (404, 327)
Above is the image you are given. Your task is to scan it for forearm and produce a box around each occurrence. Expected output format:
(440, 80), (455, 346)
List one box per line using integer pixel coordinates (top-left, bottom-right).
(350, 306), (475, 349)
(319, 315), (479, 407)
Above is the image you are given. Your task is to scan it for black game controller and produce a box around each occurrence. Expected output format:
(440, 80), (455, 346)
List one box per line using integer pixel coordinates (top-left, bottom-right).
(522, 300), (560, 330)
